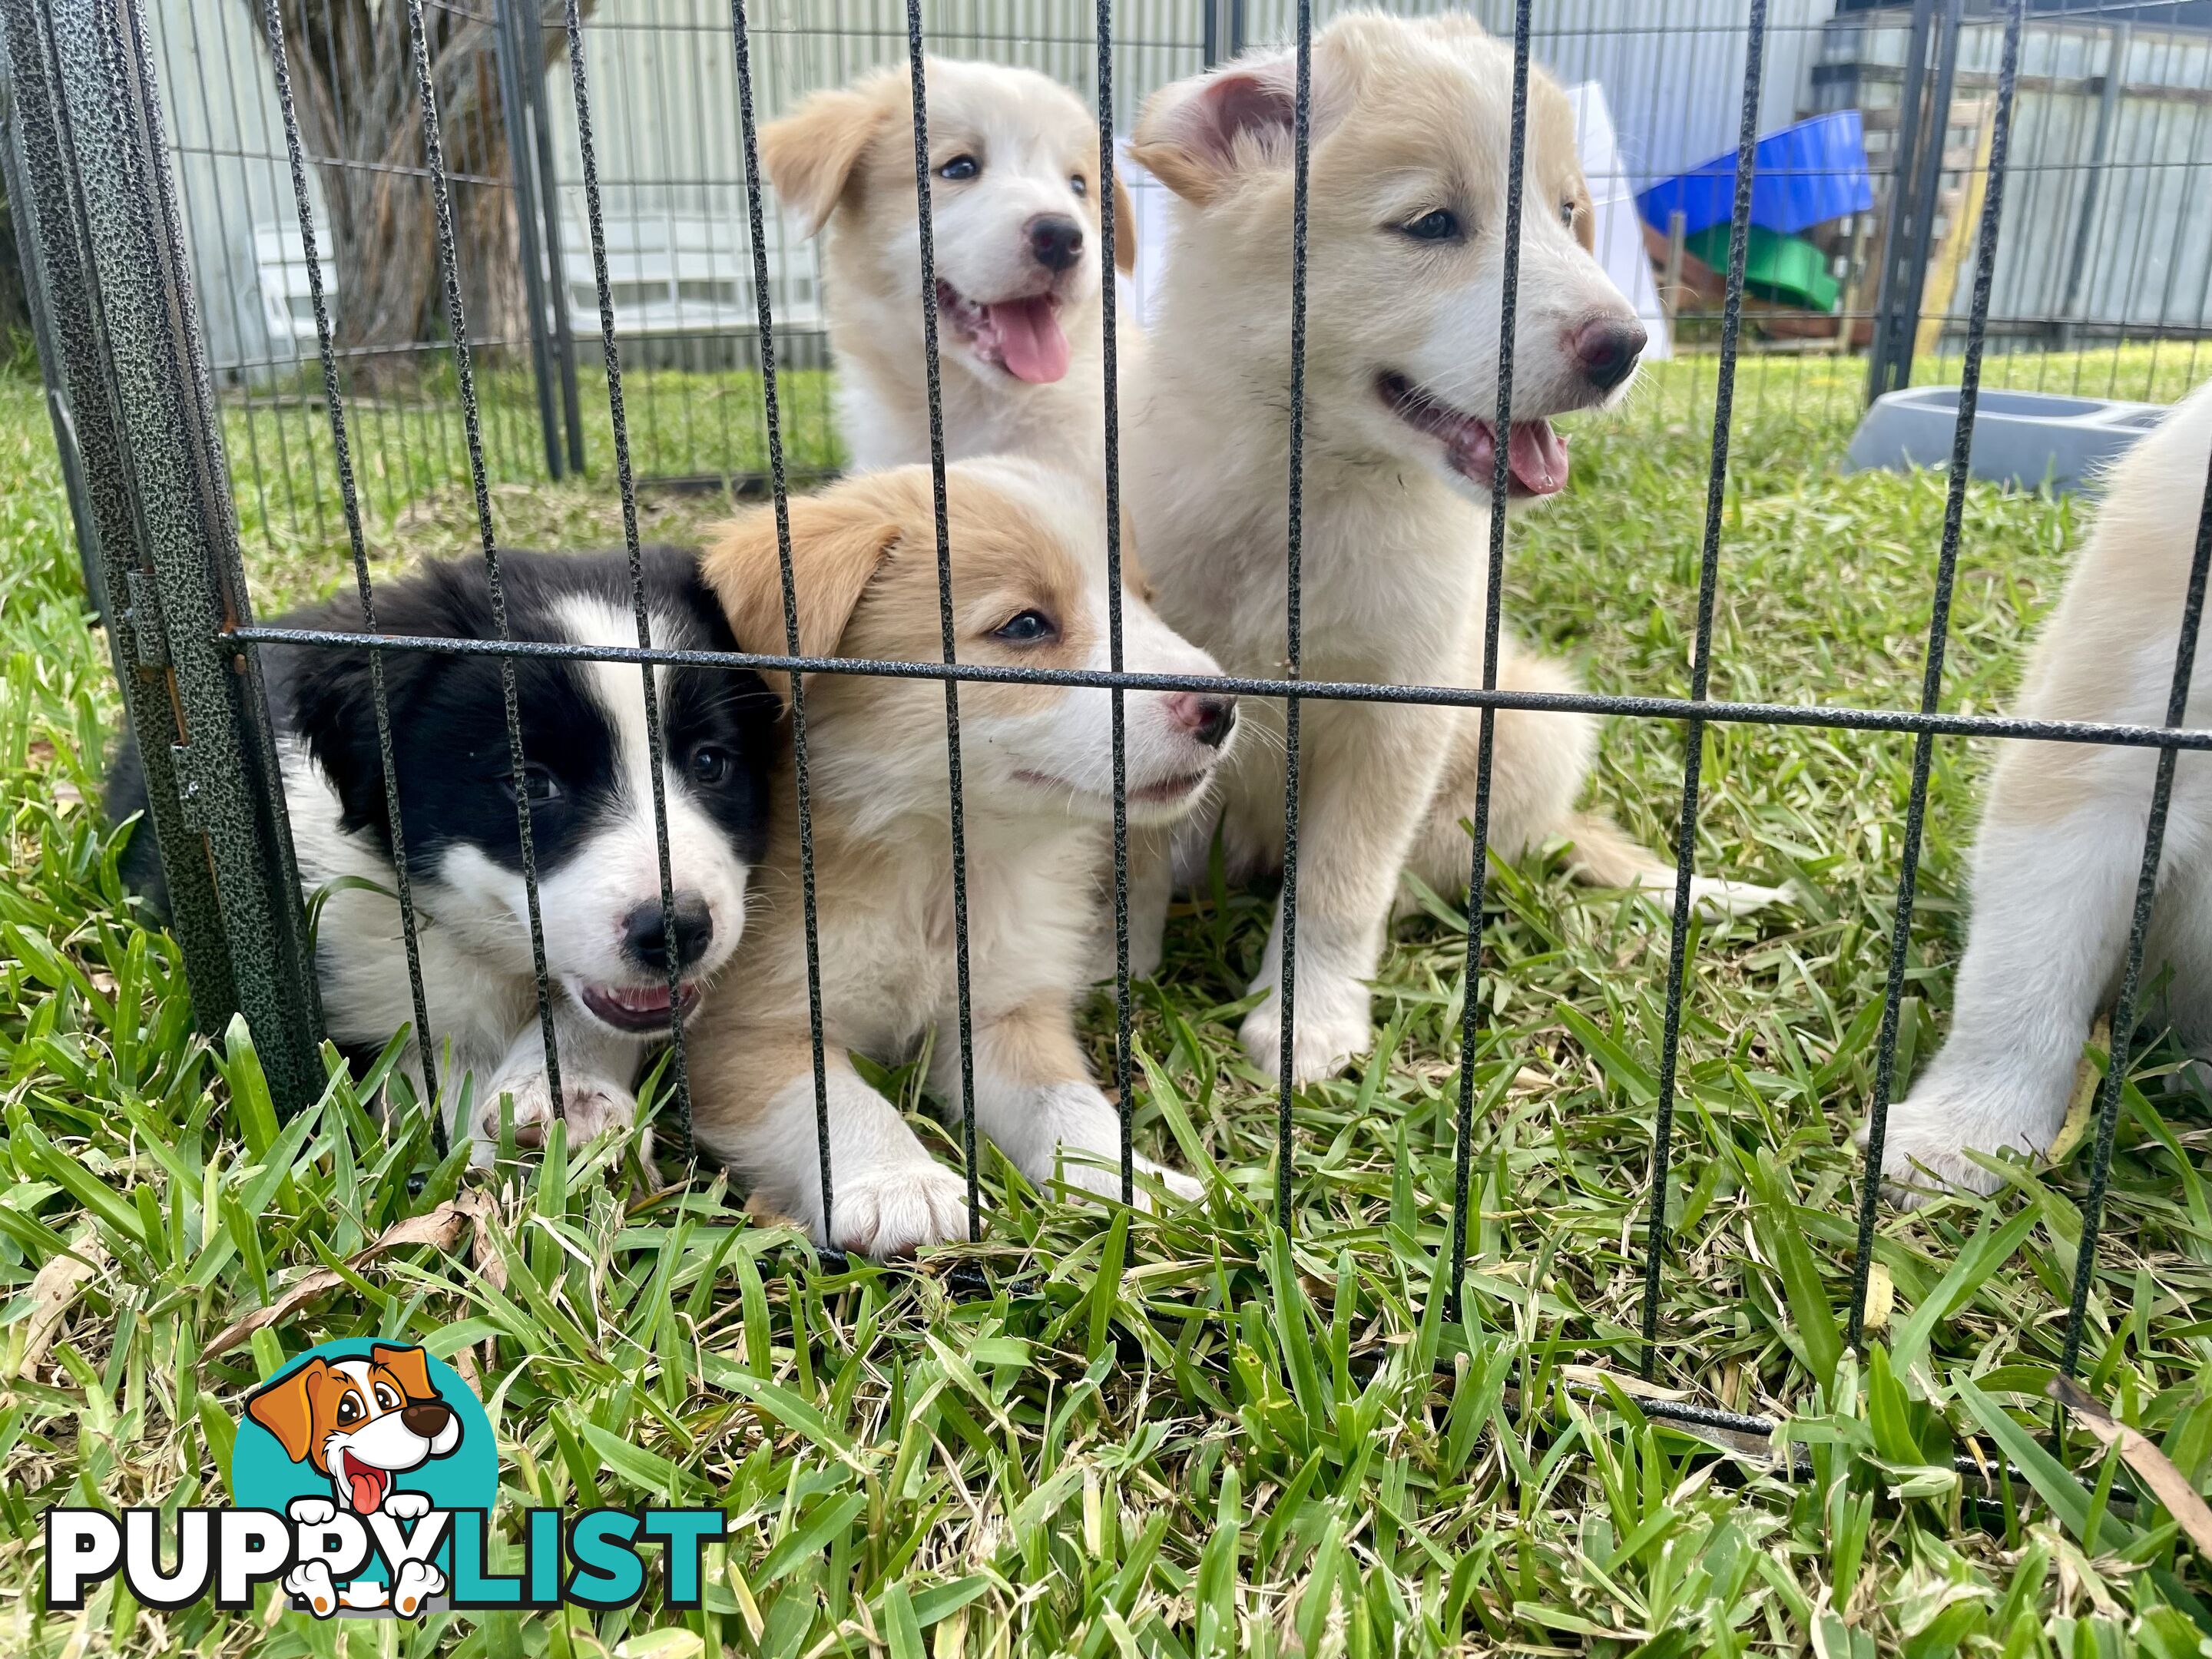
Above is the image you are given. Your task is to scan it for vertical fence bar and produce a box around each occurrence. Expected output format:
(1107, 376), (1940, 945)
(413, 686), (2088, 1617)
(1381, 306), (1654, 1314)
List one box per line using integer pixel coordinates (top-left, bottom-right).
(1849, 0), (2026, 1350)
(0, 0), (243, 1038)
(1637, 0), (1767, 1384)
(1273, 0), (1312, 1230)
(1868, 0), (1937, 406)
(260, 0), (447, 1148)
(522, 0), (585, 475)
(902, 5), (983, 1240)
(1447, 0), (1533, 1323)
(558, 0), (696, 1162)
(727, 0), (836, 1235)
(1888, 0), (1962, 396)
(1096, 0), (1134, 1207)
(406, 0), (565, 1111)
(495, 0), (565, 482)
(31, 0), (326, 1112)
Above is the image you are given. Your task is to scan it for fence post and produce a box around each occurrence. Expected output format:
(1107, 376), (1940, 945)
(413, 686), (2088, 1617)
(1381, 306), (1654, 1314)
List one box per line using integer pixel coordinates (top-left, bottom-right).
(496, 0), (565, 481)
(521, 0), (584, 475)
(1868, 0), (1961, 402)
(3, 0), (326, 1113)
(1203, 0), (1243, 67)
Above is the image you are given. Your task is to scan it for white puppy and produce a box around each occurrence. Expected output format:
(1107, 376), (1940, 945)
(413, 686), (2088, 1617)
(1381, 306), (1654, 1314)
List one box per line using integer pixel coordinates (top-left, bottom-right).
(1126, 12), (1780, 1083)
(762, 58), (1135, 473)
(1879, 378), (2212, 1201)
(687, 459), (1233, 1255)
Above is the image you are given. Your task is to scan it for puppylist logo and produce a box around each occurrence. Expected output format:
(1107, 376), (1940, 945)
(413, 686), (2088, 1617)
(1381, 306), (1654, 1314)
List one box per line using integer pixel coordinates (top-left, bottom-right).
(46, 1340), (725, 1618)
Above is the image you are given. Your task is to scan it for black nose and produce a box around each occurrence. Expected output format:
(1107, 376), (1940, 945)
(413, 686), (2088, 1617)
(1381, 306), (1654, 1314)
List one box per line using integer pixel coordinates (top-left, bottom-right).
(1028, 214), (1084, 273)
(1192, 696), (1237, 750)
(1573, 318), (1647, 392)
(623, 895), (714, 972)
(400, 1400), (451, 1439)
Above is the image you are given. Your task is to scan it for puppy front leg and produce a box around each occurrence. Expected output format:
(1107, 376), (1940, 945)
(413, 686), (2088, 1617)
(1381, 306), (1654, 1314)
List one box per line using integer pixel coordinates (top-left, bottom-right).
(1243, 700), (1449, 1084)
(1081, 824), (1175, 985)
(469, 1003), (644, 1166)
(700, 1052), (969, 1257)
(1878, 790), (2142, 1202)
(956, 998), (1201, 1209)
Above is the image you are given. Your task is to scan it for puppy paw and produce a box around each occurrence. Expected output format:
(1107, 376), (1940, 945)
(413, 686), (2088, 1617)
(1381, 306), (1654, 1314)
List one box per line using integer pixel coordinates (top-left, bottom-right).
(382, 1490), (431, 1522)
(286, 1496), (338, 1528)
(1240, 982), (1373, 1085)
(829, 1162), (972, 1258)
(475, 1071), (639, 1157)
(283, 1561), (339, 1619)
(391, 1559), (445, 1618)
(1863, 1069), (2068, 1207)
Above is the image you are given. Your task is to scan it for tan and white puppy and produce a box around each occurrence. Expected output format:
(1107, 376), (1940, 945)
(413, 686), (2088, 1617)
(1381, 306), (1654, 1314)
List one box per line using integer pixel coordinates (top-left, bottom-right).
(1878, 379), (2212, 1202)
(762, 58), (1136, 473)
(687, 459), (1233, 1255)
(1125, 12), (1780, 1084)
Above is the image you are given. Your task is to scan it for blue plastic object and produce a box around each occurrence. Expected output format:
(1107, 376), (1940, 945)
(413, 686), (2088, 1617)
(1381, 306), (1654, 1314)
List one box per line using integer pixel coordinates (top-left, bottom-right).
(1637, 111), (1874, 239)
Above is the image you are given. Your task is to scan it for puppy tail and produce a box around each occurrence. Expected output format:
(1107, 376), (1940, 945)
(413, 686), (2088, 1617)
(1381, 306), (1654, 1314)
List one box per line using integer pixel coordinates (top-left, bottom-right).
(1562, 811), (1793, 920)
(1561, 811), (1675, 891)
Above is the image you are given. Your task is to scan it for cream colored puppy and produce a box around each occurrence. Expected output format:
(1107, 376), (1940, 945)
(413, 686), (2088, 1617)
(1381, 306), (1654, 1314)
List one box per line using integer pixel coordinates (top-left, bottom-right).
(1126, 12), (1780, 1083)
(1878, 379), (2212, 1202)
(687, 459), (1235, 1255)
(762, 59), (1135, 473)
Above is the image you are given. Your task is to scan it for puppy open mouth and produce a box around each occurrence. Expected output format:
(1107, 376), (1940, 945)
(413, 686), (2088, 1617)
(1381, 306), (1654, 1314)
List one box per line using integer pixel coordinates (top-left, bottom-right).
(339, 1449), (390, 1515)
(1376, 373), (1568, 497)
(577, 980), (703, 1033)
(935, 280), (1070, 384)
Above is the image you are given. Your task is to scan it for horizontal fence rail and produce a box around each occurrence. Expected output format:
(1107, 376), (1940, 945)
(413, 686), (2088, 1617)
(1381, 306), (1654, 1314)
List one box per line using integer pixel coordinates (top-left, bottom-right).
(13, 0), (2212, 1468)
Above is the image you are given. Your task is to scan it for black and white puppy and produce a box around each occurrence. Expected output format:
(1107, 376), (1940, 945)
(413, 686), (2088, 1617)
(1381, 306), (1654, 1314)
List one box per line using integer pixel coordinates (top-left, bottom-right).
(110, 546), (779, 1162)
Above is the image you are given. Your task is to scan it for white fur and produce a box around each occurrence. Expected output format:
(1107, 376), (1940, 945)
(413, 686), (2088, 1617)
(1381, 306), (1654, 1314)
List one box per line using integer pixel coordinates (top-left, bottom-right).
(297, 601), (750, 1164)
(1877, 380), (2212, 1202)
(1126, 15), (1781, 1082)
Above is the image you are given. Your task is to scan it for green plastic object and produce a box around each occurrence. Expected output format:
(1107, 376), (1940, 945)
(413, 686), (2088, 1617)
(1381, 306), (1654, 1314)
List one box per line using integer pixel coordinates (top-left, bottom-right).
(1684, 224), (1840, 314)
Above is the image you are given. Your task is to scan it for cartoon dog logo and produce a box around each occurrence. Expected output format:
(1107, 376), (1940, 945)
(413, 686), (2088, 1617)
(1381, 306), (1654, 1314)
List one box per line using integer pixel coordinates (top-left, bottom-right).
(246, 1343), (462, 1616)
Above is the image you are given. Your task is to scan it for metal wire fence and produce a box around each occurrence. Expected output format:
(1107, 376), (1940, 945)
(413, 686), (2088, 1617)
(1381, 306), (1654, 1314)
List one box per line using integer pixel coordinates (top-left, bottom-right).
(8, 0), (2212, 1451)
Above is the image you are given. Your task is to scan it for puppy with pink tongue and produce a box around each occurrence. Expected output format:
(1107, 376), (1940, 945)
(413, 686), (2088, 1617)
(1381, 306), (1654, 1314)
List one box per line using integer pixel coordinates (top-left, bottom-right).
(762, 58), (1134, 475)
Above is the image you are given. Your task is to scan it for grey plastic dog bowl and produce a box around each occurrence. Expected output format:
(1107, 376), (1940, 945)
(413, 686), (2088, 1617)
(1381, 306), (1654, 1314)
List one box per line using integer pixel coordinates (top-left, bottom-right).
(1844, 386), (2167, 493)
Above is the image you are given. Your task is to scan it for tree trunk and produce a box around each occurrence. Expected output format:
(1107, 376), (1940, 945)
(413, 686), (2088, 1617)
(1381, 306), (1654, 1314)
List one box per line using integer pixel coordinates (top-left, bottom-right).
(247, 0), (584, 387)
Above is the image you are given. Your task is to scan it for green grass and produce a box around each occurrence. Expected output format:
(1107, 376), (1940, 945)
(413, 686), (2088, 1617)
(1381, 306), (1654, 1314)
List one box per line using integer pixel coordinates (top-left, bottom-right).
(5, 344), (2212, 1655)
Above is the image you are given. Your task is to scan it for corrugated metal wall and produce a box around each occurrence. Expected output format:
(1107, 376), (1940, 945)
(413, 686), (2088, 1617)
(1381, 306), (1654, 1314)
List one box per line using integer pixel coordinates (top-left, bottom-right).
(144, 0), (2212, 379)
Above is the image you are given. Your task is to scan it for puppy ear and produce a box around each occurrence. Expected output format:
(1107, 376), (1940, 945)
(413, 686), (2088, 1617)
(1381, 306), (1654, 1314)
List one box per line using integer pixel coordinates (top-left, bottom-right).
(702, 487), (911, 706)
(247, 1359), (326, 1465)
(760, 83), (889, 237)
(1131, 53), (1307, 206)
(370, 1343), (435, 1402)
(1111, 174), (1138, 274)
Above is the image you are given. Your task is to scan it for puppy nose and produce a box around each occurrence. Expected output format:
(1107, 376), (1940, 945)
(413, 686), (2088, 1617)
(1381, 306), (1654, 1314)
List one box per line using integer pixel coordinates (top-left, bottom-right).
(622, 895), (714, 972)
(1167, 692), (1237, 749)
(1573, 317), (1647, 392)
(1027, 214), (1084, 273)
(400, 1400), (450, 1438)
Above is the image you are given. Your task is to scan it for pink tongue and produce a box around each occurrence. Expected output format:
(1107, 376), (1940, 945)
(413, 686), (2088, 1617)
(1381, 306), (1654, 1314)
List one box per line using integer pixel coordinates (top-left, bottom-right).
(346, 1466), (383, 1512)
(1507, 422), (1568, 495)
(987, 297), (1071, 384)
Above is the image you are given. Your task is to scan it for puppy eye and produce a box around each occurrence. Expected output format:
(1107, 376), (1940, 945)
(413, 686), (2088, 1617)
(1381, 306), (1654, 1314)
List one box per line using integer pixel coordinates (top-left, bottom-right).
(689, 744), (736, 786)
(502, 764), (561, 807)
(1560, 200), (1578, 229)
(374, 1384), (401, 1411)
(992, 610), (1057, 644)
(335, 1395), (362, 1425)
(1069, 174), (1088, 195)
(937, 154), (980, 182)
(1401, 209), (1461, 242)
